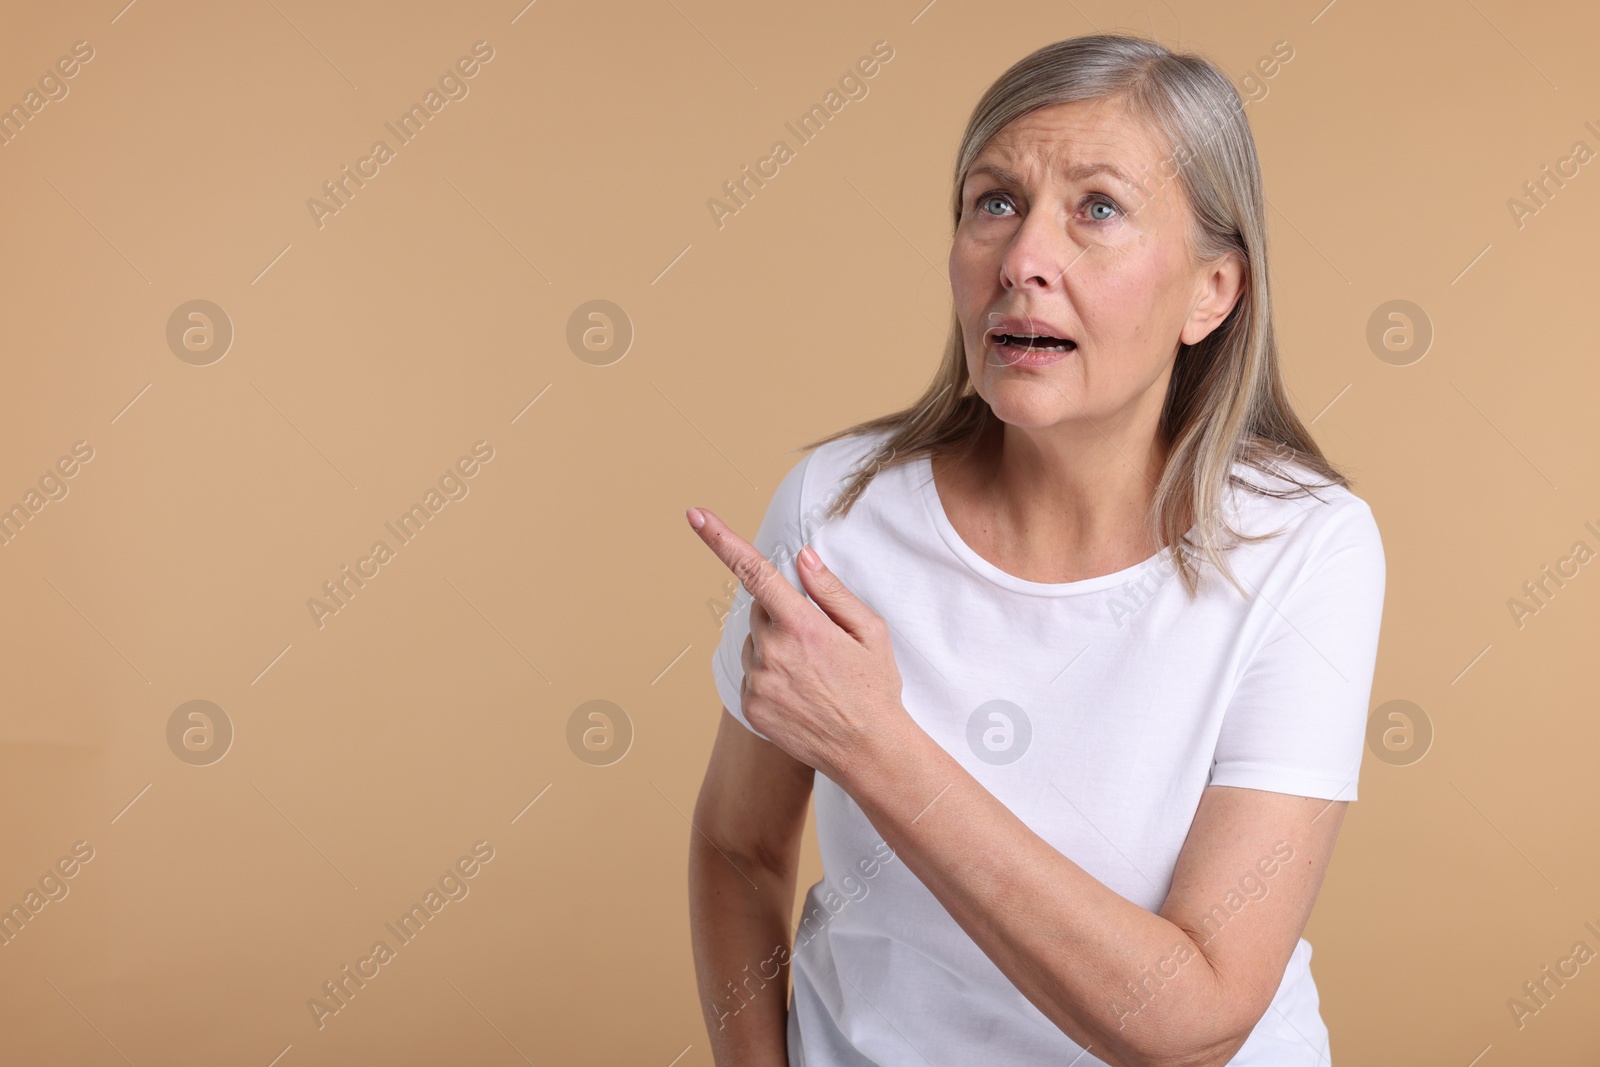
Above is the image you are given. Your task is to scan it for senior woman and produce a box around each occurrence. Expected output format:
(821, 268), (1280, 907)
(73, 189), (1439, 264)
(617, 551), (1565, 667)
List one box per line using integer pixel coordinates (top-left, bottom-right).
(686, 33), (1385, 1067)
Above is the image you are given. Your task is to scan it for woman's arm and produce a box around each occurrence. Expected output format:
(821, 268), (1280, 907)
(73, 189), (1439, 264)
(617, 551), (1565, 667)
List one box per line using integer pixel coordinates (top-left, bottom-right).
(687, 505), (1370, 1067)
(690, 707), (815, 1067)
(841, 722), (1347, 1067)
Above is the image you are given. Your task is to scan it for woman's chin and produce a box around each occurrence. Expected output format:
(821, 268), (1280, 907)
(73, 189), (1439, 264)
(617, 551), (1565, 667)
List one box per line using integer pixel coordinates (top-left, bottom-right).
(981, 380), (1089, 427)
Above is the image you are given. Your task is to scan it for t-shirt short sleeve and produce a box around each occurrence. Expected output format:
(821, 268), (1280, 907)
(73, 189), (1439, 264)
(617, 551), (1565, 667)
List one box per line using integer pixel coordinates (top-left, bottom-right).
(710, 450), (817, 742)
(1209, 497), (1387, 801)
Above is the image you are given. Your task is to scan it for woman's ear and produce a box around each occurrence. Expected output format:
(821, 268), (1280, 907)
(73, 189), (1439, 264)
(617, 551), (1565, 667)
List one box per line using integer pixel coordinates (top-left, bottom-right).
(1180, 252), (1247, 346)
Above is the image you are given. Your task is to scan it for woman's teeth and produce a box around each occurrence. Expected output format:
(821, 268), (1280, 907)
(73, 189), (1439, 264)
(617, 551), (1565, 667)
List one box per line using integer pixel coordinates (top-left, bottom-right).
(998, 334), (1075, 352)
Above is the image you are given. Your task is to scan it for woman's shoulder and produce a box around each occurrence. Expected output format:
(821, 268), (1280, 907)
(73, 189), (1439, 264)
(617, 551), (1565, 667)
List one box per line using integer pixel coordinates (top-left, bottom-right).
(792, 426), (902, 496)
(1224, 453), (1383, 560)
(756, 427), (903, 545)
(814, 425), (901, 471)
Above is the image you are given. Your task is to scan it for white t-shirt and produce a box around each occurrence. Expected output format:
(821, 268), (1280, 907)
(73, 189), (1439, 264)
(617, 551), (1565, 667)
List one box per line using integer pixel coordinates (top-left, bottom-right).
(710, 426), (1386, 1067)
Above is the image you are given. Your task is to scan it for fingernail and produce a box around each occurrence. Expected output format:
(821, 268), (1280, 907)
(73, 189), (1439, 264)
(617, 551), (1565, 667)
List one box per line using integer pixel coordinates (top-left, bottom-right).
(800, 545), (821, 570)
(686, 507), (706, 529)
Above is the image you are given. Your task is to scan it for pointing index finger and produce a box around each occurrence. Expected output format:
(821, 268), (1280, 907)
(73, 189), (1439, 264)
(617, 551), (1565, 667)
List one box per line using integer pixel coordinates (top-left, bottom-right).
(688, 507), (809, 627)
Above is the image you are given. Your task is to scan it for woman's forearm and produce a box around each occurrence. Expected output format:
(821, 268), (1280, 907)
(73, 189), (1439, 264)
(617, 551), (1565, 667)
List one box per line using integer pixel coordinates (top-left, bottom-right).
(839, 718), (1236, 1067)
(689, 838), (799, 1067)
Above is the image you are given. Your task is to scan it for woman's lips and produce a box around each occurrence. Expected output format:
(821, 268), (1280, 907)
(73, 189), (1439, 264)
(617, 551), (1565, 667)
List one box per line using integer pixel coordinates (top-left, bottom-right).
(991, 333), (1076, 367)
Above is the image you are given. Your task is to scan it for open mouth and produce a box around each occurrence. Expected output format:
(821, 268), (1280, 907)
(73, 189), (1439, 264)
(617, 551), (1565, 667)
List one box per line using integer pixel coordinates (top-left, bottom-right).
(993, 333), (1077, 352)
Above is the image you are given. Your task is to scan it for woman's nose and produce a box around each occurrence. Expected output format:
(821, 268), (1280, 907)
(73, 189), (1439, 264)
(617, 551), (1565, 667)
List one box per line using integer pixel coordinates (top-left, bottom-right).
(998, 212), (1076, 290)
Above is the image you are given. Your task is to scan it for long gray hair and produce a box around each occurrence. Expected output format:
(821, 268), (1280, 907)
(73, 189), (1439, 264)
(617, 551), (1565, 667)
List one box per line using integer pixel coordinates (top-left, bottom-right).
(797, 33), (1346, 599)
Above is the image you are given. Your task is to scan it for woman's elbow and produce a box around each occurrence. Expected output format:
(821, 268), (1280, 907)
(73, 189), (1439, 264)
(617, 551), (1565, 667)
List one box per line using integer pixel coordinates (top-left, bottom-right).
(1134, 1023), (1252, 1067)
(1088, 1000), (1251, 1067)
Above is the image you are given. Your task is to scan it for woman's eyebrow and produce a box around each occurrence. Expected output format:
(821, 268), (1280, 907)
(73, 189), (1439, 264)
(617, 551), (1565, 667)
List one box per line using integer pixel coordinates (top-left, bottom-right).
(967, 159), (1134, 188)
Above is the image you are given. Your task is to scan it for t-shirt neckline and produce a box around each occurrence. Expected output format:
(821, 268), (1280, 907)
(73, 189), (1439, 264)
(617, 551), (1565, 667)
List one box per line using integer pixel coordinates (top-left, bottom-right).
(915, 452), (1178, 598)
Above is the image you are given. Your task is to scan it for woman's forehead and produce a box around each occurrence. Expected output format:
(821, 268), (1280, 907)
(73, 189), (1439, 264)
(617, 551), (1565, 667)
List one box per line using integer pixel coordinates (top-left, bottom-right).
(974, 100), (1166, 179)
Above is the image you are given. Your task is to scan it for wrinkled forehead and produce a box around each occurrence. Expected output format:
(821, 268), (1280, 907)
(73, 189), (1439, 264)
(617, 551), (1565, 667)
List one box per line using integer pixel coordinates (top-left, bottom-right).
(969, 97), (1172, 184)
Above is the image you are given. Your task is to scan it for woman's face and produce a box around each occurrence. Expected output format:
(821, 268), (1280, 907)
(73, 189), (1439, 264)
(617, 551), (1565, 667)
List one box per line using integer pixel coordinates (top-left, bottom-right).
(949, 95), (1243, 441)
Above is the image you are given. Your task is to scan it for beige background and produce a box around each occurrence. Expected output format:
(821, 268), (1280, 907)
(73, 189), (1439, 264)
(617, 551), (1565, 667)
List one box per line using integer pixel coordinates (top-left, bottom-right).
(0, 0), (1596, 1063)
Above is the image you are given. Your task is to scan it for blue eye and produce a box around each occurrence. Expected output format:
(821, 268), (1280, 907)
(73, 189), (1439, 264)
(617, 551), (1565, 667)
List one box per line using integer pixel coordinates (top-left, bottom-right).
(1086, 198), (1119, 221)
(978, 193), (1015, 217)
(970, 190), (1120, 223)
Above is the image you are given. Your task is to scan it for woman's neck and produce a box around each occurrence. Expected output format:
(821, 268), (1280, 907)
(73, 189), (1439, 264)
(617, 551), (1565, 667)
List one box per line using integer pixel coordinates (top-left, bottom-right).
(937, 418), (1170, 584)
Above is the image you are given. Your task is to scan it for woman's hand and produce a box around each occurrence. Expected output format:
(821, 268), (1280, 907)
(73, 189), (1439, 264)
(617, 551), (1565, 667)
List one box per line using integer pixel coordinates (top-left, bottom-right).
(687, 505), (911, 788)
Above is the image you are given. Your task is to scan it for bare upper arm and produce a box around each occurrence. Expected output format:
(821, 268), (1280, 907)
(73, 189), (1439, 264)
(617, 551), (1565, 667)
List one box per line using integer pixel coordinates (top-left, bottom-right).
(1157, 785), (1349, 1052)
(693, 707), (815, 878)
